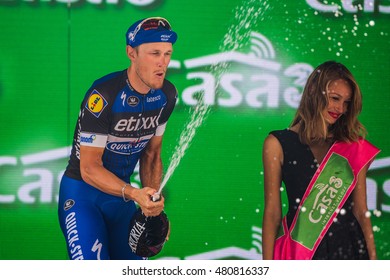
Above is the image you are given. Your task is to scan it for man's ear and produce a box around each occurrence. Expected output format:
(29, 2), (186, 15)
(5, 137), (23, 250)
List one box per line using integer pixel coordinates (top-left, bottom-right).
(126, 45), (136, 61)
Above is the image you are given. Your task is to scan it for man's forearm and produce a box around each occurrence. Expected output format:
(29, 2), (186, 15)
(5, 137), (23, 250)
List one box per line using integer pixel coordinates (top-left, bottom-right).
(140, 154), (163, 191)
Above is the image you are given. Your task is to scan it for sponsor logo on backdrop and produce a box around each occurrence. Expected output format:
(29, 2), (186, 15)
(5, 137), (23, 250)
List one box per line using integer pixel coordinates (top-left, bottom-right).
(306, 0), (390, 13)
(2, 0), (158, 7)
(5, 0), (389, 13)
(0, 25), (389, 260)
(0, 148), (388, 260)
(0, 146), (141, 205)
(169, 31), (314, 109)
(0, 29), (389, 209)
(0, 147), (388, 209)
(156, 226), (263, 260)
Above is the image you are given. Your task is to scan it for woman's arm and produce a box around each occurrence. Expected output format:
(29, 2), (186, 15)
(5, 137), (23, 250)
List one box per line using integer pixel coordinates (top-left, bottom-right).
(262, 134), (283, 260)
(352, 164), (377, 260)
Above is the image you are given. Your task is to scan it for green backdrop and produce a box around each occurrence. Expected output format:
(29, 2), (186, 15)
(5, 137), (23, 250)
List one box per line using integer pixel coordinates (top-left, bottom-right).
(0, 0), (389, 260)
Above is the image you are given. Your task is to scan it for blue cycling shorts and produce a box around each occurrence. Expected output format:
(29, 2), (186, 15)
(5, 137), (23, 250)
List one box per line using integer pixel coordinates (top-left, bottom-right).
(58, 175), (143, 260)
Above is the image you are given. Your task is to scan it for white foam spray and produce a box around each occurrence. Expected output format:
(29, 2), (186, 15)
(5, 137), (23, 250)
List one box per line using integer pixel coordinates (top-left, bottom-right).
(156, 0), (272, 197)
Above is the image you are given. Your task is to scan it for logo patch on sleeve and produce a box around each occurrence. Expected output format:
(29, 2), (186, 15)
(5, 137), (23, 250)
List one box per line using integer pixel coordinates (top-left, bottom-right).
(85, 90), (108, 118)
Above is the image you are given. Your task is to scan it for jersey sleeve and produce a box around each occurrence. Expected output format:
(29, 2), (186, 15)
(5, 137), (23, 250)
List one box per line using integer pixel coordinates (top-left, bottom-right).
(79, 86), (112, 148)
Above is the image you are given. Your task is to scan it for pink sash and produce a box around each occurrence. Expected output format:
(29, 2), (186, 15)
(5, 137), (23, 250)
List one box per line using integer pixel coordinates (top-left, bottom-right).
(273, 139), (380, 260)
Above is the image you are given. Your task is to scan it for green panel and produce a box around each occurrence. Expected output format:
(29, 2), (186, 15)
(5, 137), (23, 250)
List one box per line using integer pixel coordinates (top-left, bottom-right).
(0, 0), (389, 260)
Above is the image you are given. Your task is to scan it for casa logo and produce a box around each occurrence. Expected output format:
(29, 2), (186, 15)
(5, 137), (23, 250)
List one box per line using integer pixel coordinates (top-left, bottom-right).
(0, 146), (388, 217)
(306, 0), (390, 14)
(19, 0), (158, 8)
(127, 96), (140, 107)
(168, 31), (314, 109)
(64, 199), (75, 211)
(309, 176), (345, 224)
(86, 90), (108, 118)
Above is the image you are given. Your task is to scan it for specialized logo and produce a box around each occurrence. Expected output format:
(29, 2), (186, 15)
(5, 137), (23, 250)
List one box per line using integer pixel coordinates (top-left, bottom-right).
(127, 96), (140, 107)
(121, 91), (127, 107)
(64, 199), (75, 211)
(85, 90), (108, 118)
(92, 239), (103, 260)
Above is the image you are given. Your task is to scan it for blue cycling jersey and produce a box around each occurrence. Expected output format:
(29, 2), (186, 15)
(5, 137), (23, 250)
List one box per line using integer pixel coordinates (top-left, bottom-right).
(65, 69), (177, 181)
(58, 69), (177, 260)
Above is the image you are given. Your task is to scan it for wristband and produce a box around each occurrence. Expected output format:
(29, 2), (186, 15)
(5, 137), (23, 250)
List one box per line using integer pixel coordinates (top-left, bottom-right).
(122, 184), (131, 202)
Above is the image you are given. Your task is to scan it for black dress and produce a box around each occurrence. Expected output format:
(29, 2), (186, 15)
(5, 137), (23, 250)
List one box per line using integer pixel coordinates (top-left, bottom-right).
(270, 129), (369, 260)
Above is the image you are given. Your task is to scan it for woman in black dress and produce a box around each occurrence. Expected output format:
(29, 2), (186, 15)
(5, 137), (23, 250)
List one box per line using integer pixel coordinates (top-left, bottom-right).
(262, 61), (379, 260)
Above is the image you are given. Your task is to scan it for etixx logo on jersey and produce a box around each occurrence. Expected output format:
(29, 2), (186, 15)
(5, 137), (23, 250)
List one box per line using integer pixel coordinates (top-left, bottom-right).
(86, 89), (108, 118)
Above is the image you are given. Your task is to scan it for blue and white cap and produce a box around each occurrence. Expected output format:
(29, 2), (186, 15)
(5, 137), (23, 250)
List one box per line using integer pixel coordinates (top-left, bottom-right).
(126, 17), (177, 48)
